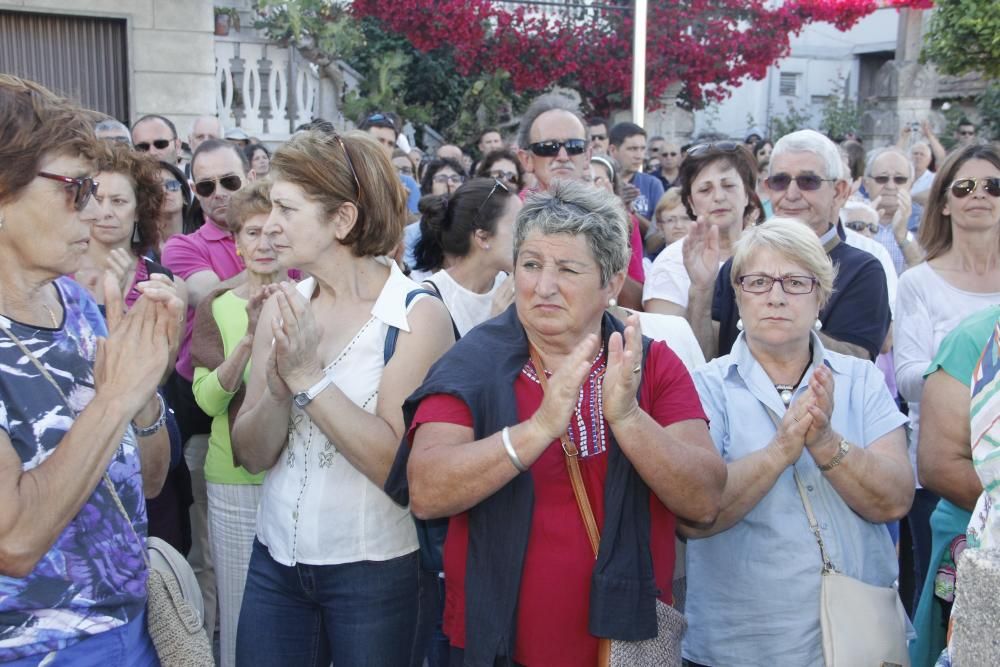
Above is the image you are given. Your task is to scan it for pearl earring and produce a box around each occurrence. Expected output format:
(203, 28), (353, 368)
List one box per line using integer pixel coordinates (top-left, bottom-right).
(608, 298), (617, 308)
(736, 318), (744, 331)
(813, 318), (823, 331)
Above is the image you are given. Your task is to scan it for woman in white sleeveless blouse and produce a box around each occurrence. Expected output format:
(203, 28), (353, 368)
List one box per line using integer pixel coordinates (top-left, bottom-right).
(232, 129), (455, 667)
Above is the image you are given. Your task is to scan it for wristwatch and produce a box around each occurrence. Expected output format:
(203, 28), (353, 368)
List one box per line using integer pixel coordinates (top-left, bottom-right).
(293, 373), (334, 409)
(818, 438), (851, 472)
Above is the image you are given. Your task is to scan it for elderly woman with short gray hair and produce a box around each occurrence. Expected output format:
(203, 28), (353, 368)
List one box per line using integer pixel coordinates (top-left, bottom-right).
(405, 180), (725, 666)
(683, 218), (913, 666)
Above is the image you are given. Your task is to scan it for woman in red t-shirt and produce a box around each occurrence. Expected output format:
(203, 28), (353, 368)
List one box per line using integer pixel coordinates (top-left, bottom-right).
(407, 179), (726, 667)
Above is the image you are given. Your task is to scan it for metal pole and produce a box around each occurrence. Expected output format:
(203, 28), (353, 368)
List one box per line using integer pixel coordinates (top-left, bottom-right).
(632, 0), (647, 126)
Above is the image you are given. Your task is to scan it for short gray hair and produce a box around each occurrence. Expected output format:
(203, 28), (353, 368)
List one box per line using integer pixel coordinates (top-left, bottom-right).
(514, 180), (630, 286)
(770, 129), (844, 181)
(865, 146), (915, 180)
(730, 217), (837, 309)
(517, 94), (587, 150)
(840, 199), (879, 225)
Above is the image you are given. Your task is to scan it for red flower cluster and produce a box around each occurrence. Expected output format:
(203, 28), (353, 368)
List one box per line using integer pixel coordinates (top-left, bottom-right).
(352, 0), (932, 113)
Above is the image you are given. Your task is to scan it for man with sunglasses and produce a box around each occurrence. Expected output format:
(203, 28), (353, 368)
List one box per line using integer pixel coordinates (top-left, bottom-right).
(651, 138), (682, 191)
(587, 116), (610, 156)
(864, 147), (924, 275)
(688, 129), (890, 362)
(955, 120), (977, 147)
(517, 96), (591, 193)
(132, 114), (181, 165)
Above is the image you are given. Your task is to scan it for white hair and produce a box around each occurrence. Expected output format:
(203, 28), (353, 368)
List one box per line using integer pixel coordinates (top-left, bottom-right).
(770, 130), (844, 181)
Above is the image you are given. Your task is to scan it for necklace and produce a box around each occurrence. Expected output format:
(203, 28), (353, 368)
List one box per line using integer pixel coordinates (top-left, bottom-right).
(41, 302), (59, 328)
(774, 356), (812, 407)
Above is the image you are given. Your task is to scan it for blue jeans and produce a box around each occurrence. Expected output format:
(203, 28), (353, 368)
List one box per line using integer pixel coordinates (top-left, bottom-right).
(415, 569), (450, 667)
(6, 608), (158, 667)
(236, 538), (419, 666)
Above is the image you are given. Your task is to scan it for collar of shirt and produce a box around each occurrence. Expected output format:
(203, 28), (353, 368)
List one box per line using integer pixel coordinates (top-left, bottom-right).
(200, 217), (234, 241)
(295, 257), (416, 333)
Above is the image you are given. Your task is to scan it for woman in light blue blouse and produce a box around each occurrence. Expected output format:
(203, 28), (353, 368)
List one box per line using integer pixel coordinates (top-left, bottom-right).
(682, 218), (913, 666)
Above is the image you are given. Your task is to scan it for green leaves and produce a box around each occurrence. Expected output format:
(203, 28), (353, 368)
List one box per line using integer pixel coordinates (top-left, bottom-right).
(921, 0), (1000, 79)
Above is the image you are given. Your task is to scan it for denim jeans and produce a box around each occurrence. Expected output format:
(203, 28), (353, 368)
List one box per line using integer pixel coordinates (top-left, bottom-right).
(6, 608), (158, 667)
(236, 538), (419, 666)
(414, 569), (450, 667)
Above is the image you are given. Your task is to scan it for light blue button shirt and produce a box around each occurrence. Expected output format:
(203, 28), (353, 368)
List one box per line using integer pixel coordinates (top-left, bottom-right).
(684, 333), (907, 667)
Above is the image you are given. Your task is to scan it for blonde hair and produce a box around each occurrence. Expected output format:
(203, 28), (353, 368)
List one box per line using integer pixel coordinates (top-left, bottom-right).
(730, 217), (837, 308)
(654, 187), (684, 223)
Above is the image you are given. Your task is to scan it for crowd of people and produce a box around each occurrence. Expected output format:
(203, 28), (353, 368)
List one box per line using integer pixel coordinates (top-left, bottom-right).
(1, 71), (999, 667)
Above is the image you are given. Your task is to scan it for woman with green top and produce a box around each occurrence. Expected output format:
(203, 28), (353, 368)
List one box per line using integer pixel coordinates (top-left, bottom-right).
(190, 181), (287, 667)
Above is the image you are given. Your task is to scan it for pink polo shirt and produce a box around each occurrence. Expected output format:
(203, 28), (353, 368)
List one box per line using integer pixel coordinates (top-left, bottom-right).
(161, 218), (244, 380)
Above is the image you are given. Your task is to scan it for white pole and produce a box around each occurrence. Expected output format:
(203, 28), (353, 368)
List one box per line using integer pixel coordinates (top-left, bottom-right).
(632, 0), (647, 126)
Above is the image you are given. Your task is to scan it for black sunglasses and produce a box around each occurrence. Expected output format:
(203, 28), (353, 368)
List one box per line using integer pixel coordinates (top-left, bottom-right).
(332, 132), (362, 202)
(475, 178), (510, 221)
(871, 175), (909, 185)
(37, 171), (99, 211)
(194, 174), (243, 198)
(590, 134), (607, 142)
(529, 139), (587, 157)
(766, 173), (836, 192)
(845, 220), (879, 234)
(135, 139), (172, 152)
(950, 177), (1000, 198)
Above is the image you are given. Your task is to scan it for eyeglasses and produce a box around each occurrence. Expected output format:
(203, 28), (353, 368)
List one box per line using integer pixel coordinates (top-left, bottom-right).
(871, 175), (909, 185)
(135, 139), (172, 152)
(193, 174), (243, 198)
(687, 141), (740, 157)
(738, 273), (818, 295)
(590, 134), (607, 142)
(331, 132), (362, 203)
(844, 220), (879, 234)
(475, 179), (510, 224)
(489, 169), (517, 184)
(765, 173), (836, 192)
(433, 173), (465, 185)
(958, 130), (976, 137)
(529, 139), (587, 157)
(37, 171), (99, 211)
(950, 177), (1000, 198)
(365, 113), (395, 129)
(394, 164), (413, 177)
(163, 179), (182, 192)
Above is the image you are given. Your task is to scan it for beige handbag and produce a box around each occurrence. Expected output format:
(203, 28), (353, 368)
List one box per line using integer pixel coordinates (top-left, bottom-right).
(792, 473), (910, 667)
(528, 348), (686, 667)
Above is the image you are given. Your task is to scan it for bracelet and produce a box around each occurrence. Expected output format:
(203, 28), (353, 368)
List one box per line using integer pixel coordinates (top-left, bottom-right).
(501, 426), (528, 473)
(132, 393), (167, 437)
(817, 437), (850, 472)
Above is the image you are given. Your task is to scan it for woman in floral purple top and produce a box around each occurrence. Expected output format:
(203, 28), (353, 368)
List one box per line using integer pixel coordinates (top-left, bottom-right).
(0, 76), (183, 665)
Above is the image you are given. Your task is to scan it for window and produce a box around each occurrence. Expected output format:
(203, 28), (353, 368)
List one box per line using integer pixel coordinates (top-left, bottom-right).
(779, 73), (800, 97)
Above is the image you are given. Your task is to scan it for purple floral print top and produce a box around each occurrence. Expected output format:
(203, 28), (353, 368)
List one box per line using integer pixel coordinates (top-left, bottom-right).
(0, 277), (147, 661)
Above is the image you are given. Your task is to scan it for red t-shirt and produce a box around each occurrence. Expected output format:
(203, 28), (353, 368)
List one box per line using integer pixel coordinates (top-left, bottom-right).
(410, 341), (705, 667)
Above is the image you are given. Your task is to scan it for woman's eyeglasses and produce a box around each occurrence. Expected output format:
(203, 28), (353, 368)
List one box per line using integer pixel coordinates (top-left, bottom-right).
(163, 179), (182, 192)
(738, 273), (818, 295)
(950, 177), (1000, 199)
(194, 174), (243, 198)
(844, 220), (879, 234)
(870, 175), (909, 185)
(37, 172), (99, 211)
(765, 173), (836, 192)
(489, 170), (517, 184)
(433, 173), (465, 185)
(135, 139), (172, 152)
(528, 139), (587, 157)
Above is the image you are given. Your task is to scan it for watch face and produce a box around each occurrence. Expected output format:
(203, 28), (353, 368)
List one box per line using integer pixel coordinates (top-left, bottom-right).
(293, 392), (310, 408)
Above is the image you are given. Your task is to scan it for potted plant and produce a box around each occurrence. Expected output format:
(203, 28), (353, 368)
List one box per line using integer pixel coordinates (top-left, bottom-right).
(214, 7), (241, 36)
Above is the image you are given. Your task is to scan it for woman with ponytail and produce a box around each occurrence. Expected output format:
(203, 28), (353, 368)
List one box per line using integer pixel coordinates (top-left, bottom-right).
(413, 178), (523, 336)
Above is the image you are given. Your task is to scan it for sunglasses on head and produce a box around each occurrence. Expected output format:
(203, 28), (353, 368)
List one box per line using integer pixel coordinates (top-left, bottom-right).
(687, 141), (740, 157)
(135, 139), (172, 152)
(845, 220), (879, 234)
(163, 179), (182, 192)
(37, 171), (99, 211)
(194, 174), (243, 198)
(529, 139), (587, 157)
(950, 177), (1000, 198)
(365, 113), (395, 129)
(871, 175), (909, 185)
(475, 179), (511, 223)
(765, 172), (836, 192)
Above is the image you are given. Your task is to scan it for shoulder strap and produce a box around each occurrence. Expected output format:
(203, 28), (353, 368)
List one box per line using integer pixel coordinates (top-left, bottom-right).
(383, 287), (461, 364)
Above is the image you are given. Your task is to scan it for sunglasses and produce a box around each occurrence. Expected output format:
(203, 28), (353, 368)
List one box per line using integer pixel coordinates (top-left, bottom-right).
(529, 139), (587, 157)
(163, 179), (182, 192)
(394, 165), (413, 176)
(135, 139), (172, 152)
(950, 177), (1000, 198)
(365, 113), (395, 129)
(687, 141), (740, 157)
(37, 171), (99, 211)
(845, 220), (879, 234)
(475, 179), (510, 224)
(194, 174), (243, 198)
(765, 173), (836, 192)
(590, 134), (607, 142)
(489, 169), (517, 184)
(871, 175), (909, 185)
(433, 173), (465, 185)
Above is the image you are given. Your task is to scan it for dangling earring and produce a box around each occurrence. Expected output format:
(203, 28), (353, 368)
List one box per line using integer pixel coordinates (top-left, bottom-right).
(236, 247), (242, 257)
(813, 318), (823, 331)
(131, 222), (141, 245)
(608, 297), (617, 308)
(736, 318), (744, 331)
